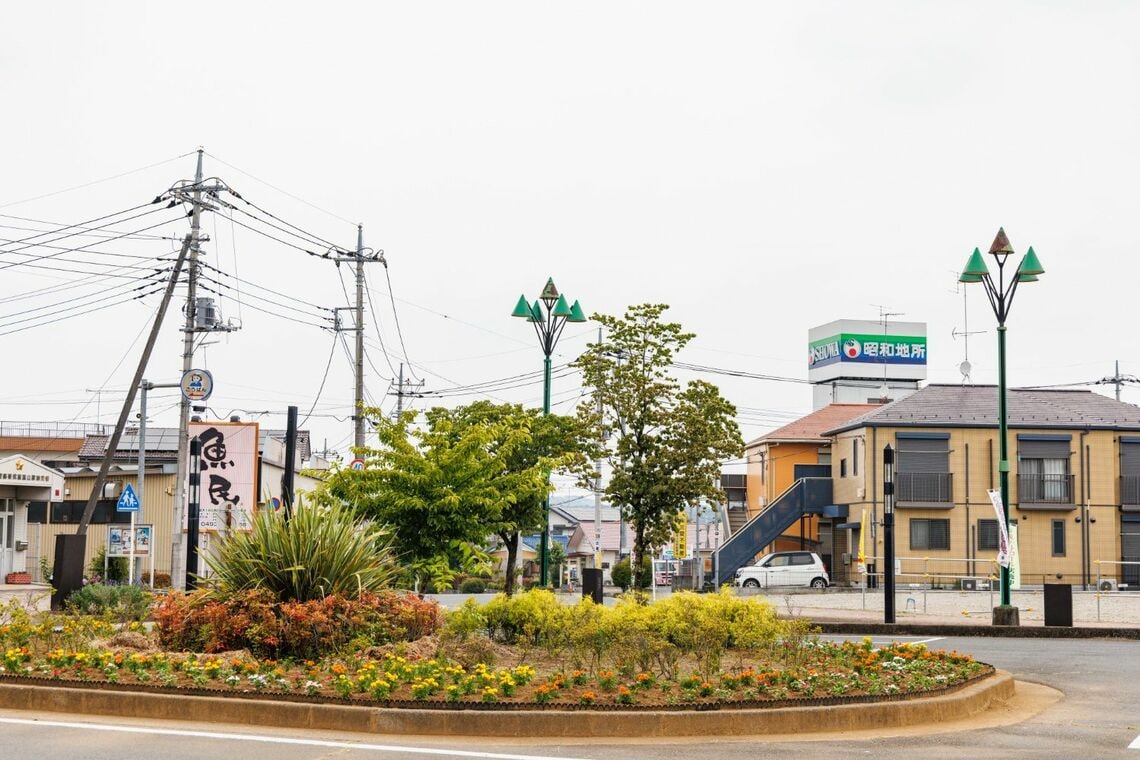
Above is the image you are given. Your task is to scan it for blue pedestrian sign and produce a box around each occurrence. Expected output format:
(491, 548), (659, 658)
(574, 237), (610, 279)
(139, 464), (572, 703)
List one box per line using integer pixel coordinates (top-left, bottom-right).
(117, 483), (141, 513)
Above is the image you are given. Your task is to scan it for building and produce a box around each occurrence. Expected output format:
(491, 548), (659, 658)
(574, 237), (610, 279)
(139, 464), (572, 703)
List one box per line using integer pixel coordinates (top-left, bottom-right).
(808, 318), (926, 410)
(825, 385), (1140, 589)
(743, 404), (876, 556)
(0, 422), (319, 585)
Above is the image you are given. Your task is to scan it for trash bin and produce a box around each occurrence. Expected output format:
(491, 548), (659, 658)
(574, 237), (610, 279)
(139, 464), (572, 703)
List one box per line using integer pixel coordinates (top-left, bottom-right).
(1043, 583), (1073, 627)
(581, 568), (604, 604)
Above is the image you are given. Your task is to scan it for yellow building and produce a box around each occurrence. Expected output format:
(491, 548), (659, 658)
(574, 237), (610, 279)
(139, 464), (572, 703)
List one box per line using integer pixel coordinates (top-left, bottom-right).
(825, 385), (1140, 590)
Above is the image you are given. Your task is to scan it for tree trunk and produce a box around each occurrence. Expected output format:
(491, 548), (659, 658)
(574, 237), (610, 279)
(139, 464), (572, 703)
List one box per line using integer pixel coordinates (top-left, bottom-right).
(501, 531), (519, 596)
(633, 523), (647, 589)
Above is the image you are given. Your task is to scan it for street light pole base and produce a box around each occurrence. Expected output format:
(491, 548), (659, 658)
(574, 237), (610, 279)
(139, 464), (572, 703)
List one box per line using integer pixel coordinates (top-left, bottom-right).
(992, 605), (1020, 626)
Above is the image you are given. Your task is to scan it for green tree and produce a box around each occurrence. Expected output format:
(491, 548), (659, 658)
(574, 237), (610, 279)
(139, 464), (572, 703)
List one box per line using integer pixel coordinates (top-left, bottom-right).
(317, 408), (529, 590)
(575, 304), (742, 583)
(548, 539), (567, 586)
(424, 401), (597, 595)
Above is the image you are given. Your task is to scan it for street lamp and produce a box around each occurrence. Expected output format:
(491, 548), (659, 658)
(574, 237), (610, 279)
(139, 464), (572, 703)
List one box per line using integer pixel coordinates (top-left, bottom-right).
(959, 227), (1045, 626)
(511, 277), (587, 586)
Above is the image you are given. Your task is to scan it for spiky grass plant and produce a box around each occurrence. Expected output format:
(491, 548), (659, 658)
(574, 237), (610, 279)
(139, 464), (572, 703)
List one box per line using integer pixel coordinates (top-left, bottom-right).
(202, 499), (398, 601)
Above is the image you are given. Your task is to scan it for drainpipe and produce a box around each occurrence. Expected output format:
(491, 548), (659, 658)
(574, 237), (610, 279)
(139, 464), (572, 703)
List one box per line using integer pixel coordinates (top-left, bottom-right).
(965, 442), (971, 579)
(871, 427), (878, 584)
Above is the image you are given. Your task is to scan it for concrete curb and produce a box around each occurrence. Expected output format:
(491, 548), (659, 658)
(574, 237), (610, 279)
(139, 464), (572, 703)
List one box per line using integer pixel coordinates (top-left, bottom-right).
(0, 671), (1014, 737)
(812, 621), (1140, 639)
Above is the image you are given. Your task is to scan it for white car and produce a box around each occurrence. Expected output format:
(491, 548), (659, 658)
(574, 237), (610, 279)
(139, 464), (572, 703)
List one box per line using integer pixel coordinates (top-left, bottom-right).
(734, 551), (829, 589)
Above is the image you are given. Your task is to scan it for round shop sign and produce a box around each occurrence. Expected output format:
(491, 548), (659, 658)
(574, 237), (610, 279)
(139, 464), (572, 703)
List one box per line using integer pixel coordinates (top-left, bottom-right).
(350, 458), (366, 471)
(842, 338), (862, 359)
(180, 368), (214, 402)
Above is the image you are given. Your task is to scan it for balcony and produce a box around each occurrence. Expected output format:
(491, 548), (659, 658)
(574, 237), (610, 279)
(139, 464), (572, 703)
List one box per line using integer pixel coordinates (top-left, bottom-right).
(1121, 475), (1140, 509)
(897, 472), (953, 505)
(1017, 473), (1074, 505)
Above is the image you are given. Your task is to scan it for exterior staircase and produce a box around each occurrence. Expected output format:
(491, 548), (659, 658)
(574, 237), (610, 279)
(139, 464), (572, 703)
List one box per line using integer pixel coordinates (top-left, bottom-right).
(713, 477), (834, 586)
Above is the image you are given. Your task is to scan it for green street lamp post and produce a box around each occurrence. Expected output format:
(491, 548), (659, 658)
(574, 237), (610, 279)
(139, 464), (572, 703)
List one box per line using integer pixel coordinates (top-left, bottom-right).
(959, 227), (1045, 626)
(511, 278), (586, 587)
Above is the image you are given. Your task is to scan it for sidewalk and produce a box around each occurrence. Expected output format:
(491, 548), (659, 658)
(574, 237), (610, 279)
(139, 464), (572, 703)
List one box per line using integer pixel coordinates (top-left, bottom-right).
(0, 584), (51, 611)
(747, 587), (1140, 632)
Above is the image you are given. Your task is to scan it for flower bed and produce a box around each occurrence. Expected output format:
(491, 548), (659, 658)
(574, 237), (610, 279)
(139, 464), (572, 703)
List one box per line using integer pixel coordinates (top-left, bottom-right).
(0, 639), (991, 709)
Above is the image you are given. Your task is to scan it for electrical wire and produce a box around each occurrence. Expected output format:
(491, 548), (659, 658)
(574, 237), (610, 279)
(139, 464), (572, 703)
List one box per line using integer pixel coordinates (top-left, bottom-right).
(203, 151), (357, 226)
(300, 333), (340, 427)
(0, 210), (183, 272)
(0, 285), (165, 336)
(0, 151), (194, 209)
(379, 266), (419, 382)
(671, 361), (810, 385)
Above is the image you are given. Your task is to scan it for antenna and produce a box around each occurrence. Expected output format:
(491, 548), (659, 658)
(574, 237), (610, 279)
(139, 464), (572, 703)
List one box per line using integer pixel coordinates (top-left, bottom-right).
(951, 279), (986, 384)
(871, 305), (905, 397)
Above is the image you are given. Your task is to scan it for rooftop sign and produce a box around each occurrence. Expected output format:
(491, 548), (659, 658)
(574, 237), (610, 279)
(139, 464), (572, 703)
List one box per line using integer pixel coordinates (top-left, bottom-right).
(807, 319), (928, 384)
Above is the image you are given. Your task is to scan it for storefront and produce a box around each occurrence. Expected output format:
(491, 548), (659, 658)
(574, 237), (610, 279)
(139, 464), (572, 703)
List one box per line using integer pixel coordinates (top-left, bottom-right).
(0, 455), (64, 580)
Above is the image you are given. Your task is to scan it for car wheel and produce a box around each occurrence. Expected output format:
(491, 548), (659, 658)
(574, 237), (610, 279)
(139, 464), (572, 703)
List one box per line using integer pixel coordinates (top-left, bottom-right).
(743, 578), (760, 588)
(810, 577), (827, 589)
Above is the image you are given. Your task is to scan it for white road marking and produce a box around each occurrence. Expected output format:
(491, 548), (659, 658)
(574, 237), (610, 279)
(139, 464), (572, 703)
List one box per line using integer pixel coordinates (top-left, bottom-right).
(1129, 733), (1140, 749)
(0, 717), (590, 760)
(907, 637), (945, 646)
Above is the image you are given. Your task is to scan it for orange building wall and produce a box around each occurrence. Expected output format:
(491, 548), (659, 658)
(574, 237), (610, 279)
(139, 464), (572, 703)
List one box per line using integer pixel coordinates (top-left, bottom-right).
(744, 440), (827, 548)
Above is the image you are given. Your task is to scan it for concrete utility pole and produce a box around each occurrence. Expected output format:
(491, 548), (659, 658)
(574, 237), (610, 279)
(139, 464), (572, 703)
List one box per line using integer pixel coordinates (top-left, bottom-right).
(390, 362), (425, 418)
(354, 224), (366, 449)
(594, 327), (603, 571)
(171, 150), (205, 589)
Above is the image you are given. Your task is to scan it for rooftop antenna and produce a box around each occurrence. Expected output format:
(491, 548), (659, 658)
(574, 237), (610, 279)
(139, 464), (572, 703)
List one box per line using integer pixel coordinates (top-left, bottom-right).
(872, 305), (904, 400)
(951, 277), (986, 384)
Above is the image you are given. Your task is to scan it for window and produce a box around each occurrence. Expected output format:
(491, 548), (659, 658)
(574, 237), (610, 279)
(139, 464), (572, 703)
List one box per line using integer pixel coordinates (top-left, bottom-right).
(910, 518), (950, 550)
(27, 501), (48, 524)
(978, 519), (999, 551)
(840, 458), (848, 478)
(790, 553), (814, 565)
(50, 500), (130, 525)
(1018, 436), (1072, 504)
(1052, 519), (1066, 556)
(764, 554), (791, 567)
(1121, 439), (1140, 505)
(896, 434), (952, 503)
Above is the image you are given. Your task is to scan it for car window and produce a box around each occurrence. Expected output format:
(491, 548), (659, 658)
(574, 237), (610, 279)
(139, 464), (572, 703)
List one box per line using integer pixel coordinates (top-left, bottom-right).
(766, 555), (790, 567)
(791, 553), (813, 565)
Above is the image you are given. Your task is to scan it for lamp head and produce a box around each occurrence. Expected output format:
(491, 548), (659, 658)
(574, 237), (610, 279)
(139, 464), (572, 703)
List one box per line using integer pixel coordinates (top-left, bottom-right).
(540, 277), (559, 304)
(1018, 245), (1045, 276)
(960, 247), (990, 280)
(511, 294), (533, 318)
(567, 300), (587, 323)
(552, 293), (573, 318)
(989, 227), (1014, 257)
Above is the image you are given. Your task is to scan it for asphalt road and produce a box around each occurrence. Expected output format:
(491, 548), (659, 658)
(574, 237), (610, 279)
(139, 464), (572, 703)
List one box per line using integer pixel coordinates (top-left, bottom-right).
(2, 634), (1138, 759)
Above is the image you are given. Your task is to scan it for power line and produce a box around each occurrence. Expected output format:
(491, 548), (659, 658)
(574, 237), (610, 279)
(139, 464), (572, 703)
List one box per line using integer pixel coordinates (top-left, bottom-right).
(380, 265), (419, 382)
(300, 333), (340, 428)
(0, 151), (194, 209)
(202, 151), (356, 226)
(671, 360), (810, 385)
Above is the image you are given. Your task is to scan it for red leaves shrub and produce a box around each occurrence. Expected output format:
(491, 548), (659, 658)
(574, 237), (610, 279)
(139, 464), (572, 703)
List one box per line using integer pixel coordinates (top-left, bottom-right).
(154, 589), (442, 659)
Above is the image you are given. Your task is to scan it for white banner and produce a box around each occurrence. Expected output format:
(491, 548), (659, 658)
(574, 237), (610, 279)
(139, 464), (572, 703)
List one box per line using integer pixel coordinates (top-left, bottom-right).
(1009, 522), (1021, 590)
(986, 489), (1011, 568)
(187, 421), (259, 533)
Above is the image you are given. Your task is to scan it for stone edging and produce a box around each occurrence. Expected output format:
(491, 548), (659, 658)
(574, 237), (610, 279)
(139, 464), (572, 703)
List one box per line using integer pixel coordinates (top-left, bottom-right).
(812, 621), (1140, 639)
(0, 670), (1014, 737)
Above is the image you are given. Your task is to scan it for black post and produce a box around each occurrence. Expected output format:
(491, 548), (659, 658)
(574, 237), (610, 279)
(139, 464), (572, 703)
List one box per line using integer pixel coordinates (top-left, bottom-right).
(883, 444), (896, 624)
(282, 405), (298, 522)
(185, 438), (201, 591)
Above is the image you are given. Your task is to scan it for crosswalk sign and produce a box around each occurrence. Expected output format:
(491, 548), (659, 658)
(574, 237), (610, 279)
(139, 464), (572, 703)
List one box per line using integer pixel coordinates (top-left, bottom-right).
(117, 483), (141, 513)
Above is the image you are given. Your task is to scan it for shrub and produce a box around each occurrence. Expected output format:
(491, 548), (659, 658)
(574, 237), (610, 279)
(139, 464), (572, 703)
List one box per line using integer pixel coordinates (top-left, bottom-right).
(459, 578), (486, 594)
(66, 584), (152, 622)
(201, 499), (397, 602)
(88, 548), (128, 584)
(141, 572), (172, 589)
(609, 557), (651, 591)
(153, 589), (441, 659)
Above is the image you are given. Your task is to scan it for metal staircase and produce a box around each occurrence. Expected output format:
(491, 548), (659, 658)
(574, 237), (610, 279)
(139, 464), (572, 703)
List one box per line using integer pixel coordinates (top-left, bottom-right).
(713, 477), (833, 586)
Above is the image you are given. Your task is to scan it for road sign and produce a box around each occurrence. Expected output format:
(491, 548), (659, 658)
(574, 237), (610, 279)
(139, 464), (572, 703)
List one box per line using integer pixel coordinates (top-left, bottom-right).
(350, 458), (365, 471)
(180, 368), (214, 402)
(117, 483), (140, 513)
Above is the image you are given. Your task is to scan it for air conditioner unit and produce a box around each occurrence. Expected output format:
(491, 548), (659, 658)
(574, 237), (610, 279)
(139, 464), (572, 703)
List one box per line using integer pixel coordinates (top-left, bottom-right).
(1098, 579), (1119, 592)
(856, 487), (865, 499)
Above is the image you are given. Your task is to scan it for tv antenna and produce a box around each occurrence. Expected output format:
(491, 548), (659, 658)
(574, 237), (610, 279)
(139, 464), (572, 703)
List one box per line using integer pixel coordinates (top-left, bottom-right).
(951, 278), (986, 383)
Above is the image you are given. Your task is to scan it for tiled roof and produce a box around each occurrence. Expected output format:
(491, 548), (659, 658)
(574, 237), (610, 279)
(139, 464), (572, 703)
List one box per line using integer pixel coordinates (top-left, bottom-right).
(0, 436), (84, 453)
(747, 404), (879, 447)
(824, 384), (1140, 434)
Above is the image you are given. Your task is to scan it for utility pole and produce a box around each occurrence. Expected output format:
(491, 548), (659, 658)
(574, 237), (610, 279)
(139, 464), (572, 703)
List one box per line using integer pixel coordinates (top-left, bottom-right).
(354, 224), (366, 450)
(593, 327), (603, 571)
(325, 226), (384, 450)
(390, 362), (425, 418)
(1094, 360), (1139, 402)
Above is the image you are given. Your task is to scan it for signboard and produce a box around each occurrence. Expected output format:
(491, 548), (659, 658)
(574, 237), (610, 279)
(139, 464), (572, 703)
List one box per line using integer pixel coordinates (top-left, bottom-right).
(187, 421), (258, 533)
(350, 458), (366, 471)
(180, 369), (214, 403)
(116, 483), (140, 513)
(108, 525), (152, 557)
(672, 511), (687, 559)
(807, 319), (928, 384)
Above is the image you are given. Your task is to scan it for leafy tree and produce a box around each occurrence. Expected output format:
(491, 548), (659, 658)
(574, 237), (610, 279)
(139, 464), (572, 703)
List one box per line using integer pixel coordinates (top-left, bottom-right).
(423, 401), (597, 595)
(548, 540), (567, 586)
(575, 303), (742, 584)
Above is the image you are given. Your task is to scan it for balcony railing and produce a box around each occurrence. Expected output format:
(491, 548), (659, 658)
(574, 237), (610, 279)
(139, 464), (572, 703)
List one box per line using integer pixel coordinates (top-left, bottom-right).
(897, 472), (953, 503)
(1121, 476), (1140, 507)
(1017, 473), (1074, 504)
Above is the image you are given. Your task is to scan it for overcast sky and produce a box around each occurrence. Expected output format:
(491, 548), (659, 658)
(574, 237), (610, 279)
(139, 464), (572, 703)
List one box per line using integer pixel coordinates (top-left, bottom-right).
(2, 2), (1138, 481)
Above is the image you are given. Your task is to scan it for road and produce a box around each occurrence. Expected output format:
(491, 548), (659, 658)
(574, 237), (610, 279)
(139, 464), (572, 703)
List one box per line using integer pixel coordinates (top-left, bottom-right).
(2, 635), (1138, 758)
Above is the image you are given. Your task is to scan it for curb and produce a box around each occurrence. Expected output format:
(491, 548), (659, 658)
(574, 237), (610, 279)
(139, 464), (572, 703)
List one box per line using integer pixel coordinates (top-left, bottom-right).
(811, 621), (1140, 640)
(0, 671), (1014, 737)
